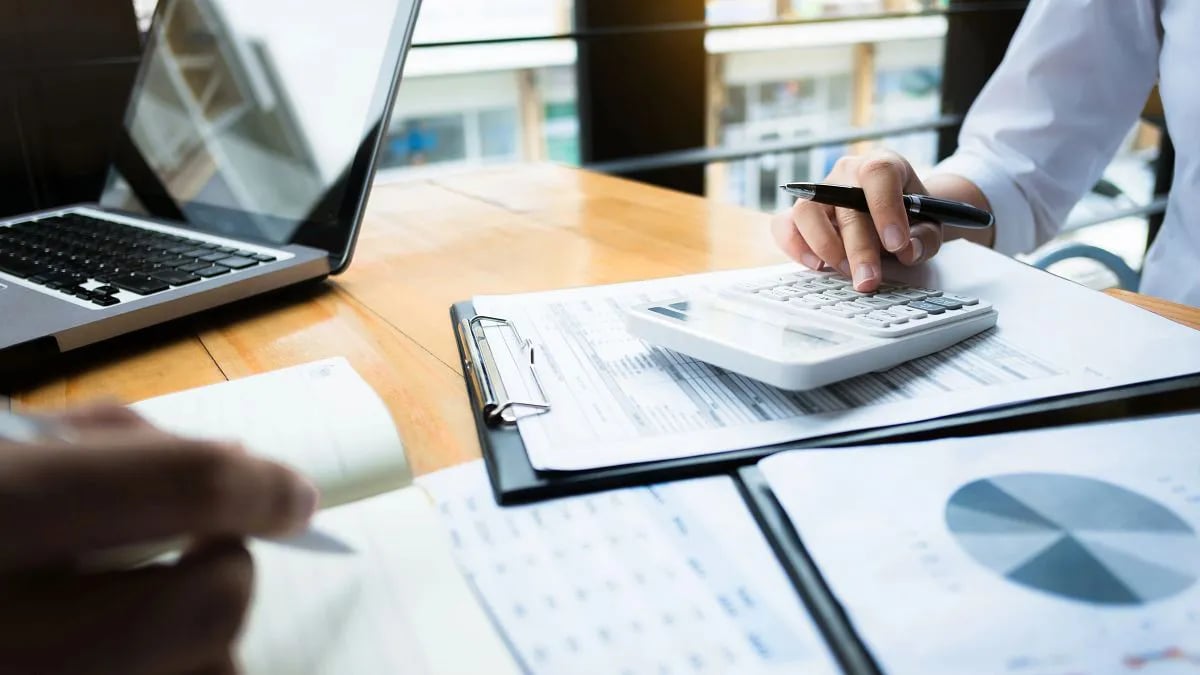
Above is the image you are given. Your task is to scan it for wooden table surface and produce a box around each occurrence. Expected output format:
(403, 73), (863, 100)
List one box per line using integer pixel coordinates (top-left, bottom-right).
(10, 165), (1200, 476)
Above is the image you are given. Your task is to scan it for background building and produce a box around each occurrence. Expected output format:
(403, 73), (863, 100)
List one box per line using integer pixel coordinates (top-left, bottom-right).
(129, 0), (1164, 289)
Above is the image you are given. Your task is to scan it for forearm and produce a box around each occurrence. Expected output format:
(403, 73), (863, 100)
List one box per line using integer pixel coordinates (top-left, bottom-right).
(925, 173), (995, 248)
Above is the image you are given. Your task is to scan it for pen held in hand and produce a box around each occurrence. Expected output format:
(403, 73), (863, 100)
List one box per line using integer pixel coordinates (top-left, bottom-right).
(781, 182), (995, 229)
(0, 410), (356, 566)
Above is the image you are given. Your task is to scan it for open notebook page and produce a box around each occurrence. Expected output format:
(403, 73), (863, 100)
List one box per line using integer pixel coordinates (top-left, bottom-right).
(239, 486), (522, 675)
(132, 357), (410, 508)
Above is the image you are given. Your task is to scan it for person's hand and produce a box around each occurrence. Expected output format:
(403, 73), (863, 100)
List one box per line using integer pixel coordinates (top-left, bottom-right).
(0, 403), (319, 675)
(771, 150), (943, 292)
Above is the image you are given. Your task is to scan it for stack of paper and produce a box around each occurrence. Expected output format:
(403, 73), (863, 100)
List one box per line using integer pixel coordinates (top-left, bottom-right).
(474, 241), (1200, 471)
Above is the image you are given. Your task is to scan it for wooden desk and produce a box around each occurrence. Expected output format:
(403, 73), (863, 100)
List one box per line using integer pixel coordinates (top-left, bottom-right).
(9, 165), (1200, 476)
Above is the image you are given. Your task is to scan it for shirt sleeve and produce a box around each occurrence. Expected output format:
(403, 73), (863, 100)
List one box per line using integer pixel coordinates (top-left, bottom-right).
(933, 0), (1162, 256)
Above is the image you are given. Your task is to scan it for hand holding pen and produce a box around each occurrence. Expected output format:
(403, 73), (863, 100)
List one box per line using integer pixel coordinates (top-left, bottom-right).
(0, 403), (322, 674)
(770, 150), (995, 293)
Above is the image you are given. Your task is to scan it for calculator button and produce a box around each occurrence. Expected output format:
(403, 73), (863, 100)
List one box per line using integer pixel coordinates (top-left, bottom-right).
(873, 293), (909, 305)
(788, 296), (834, 309)
(760, 287), (803, 301)
(894, 289), (931, 301)
(822, 302), (868, 318)
(912, 287), (943, 297)
(845, 300), (880, 314)
(870, 310), (908, 325)
(824, 288), (864, 300)
(857, 296), (896, 310)
(889, 305), (929, 320)
(810, 292), (845, 304)
(906, 300), (947, 315)
(941, 293), (979, 306)
(923, 296), (965, 310)
(857, 315), (892, 329)
(814, 278), (848, 289)
(790, 282), (826, 295)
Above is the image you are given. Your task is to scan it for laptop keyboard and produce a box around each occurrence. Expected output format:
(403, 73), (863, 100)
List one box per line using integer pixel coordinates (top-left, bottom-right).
(0, 212), (277, 307)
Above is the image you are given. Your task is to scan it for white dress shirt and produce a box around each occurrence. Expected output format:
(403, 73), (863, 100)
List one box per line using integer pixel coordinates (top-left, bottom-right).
(935, 0), (1198, 306)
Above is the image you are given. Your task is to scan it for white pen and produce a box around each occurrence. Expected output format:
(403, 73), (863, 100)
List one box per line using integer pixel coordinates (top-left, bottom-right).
(0, 409), (354, 561)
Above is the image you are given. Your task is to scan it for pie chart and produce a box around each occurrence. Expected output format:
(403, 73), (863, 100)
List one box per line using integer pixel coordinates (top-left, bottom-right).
(946, 473), (1200, 605)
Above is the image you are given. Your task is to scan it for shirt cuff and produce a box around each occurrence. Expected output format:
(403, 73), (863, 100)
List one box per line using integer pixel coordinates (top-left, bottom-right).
(933, 152), (1038, 256)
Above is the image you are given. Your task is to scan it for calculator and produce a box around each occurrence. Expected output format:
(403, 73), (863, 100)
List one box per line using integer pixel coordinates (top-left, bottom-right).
(625, 269), (998, 390)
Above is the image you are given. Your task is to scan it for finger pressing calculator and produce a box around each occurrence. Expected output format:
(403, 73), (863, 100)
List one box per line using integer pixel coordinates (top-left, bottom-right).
(626, 268), (998, 390)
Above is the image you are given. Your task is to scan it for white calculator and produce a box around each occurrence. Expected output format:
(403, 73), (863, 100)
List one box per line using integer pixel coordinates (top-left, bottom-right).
(626, 268), (998, 390)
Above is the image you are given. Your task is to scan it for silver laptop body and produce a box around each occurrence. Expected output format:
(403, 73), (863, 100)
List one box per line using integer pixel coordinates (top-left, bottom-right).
(0, 0), (422, 367)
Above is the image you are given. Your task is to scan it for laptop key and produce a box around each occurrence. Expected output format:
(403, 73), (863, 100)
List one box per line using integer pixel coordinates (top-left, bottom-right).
(217, 256), (257, 270)
(0, 254), (38, 278)
(251, 254), (277, 263)
(111, 275), (170, 295)
(178, 261), (211, 273)
(150, 269), (202, 286)
(194, 265), (231, 278)
(199, 252), (228, 263)
(91, 295), (120, 307)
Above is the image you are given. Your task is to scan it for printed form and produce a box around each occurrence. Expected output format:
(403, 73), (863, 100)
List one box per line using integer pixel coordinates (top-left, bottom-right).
(474, 242), (1200, 471)
(759, 413), (1200, 675)
(419, 462), (839, 675)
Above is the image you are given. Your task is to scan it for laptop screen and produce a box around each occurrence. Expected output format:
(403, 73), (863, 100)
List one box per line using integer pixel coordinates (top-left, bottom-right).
(100, 0), (421, 272)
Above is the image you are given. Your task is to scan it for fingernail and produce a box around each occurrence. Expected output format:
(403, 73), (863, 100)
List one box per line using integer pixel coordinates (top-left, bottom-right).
(837, 260), (852, 277)
(910, 237), (925, 262)
(291, 477), (320, 522)
(882, 224), (906, 252)
(855, 263), (879, 291)
(800, 253), (822, 271)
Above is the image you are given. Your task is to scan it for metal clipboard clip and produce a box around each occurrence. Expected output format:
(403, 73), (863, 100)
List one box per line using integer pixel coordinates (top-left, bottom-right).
(460, 315), (551, 427)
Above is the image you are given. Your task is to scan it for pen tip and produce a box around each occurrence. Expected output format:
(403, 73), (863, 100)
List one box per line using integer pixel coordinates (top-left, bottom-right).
(780, 183), (816, 200)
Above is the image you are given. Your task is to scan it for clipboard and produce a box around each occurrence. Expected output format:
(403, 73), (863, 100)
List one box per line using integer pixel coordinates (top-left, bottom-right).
(451, 300), (1200, 506)
(734, 465), (882, 675)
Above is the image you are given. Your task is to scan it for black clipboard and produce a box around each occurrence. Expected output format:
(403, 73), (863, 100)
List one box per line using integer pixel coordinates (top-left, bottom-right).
(734, 465), (882, 675)
(451, 300), (1200, 506)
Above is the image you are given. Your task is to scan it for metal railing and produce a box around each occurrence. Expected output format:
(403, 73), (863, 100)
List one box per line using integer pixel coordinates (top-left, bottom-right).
(585, 115), (962, 175)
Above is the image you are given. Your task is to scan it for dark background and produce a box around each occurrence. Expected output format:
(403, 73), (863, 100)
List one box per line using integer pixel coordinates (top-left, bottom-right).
(0, 0), (142, 218)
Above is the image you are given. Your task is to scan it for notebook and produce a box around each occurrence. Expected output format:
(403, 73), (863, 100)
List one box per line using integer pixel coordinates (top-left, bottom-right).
(132, 358), (520, 675)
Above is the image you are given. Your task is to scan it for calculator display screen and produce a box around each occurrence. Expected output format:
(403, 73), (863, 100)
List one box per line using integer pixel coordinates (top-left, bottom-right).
(645, 299), (854, 357)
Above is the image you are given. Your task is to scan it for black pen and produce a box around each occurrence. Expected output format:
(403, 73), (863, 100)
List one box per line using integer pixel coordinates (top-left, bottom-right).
(781, 182), (994, 229)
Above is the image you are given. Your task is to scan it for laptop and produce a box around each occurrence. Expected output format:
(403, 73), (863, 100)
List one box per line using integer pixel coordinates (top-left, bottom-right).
(0, 0), (422, 369)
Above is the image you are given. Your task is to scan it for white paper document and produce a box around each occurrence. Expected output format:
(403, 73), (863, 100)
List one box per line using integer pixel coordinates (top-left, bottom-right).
(240, 487), (521, 675)
(419, 462), (839, 675)
(760, 412), (1200, 675)
(133, 357), (411, 508)
(474, 242), (1200, 471)
(133, 360), (519, 675)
